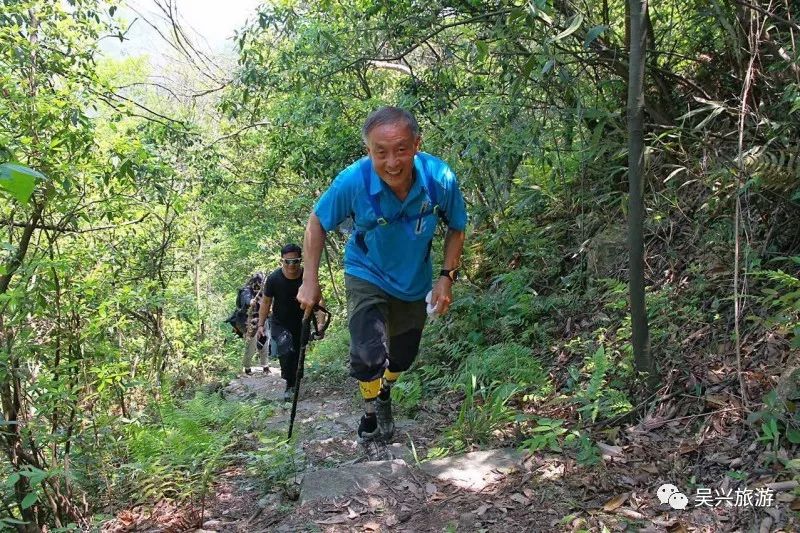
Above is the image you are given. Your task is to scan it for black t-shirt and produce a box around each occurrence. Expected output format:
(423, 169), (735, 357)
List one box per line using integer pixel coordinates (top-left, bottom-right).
(264, 267), (304, 331)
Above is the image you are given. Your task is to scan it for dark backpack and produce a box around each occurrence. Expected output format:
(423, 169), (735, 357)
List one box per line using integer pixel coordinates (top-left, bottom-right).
(225, 285), (255, 338)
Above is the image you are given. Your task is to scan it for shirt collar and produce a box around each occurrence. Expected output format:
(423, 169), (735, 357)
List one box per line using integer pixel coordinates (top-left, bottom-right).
(366, 158), (383, 196)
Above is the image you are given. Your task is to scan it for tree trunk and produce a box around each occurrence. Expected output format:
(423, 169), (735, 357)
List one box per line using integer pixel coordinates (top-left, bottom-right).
(627, 0), (655, 379)
(195, 235), (204, 340)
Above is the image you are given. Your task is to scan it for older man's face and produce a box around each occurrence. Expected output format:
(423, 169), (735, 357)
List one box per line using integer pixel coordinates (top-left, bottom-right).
(366, 122), (420, 193)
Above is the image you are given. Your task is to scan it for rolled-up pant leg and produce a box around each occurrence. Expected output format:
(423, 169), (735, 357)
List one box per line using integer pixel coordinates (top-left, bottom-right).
(243, 334), (258, 369)
(272, 321), (304, 387)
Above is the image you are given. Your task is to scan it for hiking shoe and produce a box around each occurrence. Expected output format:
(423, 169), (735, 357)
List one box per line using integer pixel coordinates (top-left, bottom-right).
(375, 397), (395, 442)
(283, 387), (294, 403)
(244, 367), (252, 375)
(357, 414), (380, 441)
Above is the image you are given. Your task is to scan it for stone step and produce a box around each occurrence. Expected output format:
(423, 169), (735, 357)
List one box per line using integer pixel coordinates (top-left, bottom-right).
(418, 448), (527, 491)
(299, 447), (527, 506)
(299, 458), (413, 505)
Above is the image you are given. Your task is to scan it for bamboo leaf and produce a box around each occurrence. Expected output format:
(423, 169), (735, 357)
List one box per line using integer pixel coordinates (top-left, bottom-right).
(21, 492), (37, 509)
(550, 14), (583, 43)
(584, 25), (607, 48)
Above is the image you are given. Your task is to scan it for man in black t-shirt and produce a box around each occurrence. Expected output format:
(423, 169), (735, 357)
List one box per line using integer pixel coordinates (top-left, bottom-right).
(256, 243), (307, 402)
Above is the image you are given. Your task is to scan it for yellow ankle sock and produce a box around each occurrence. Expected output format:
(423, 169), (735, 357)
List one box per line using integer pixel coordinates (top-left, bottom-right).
(359, 378), (381, 400)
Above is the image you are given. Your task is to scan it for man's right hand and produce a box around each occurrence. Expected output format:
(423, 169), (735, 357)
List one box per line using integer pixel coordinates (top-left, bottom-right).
(256, 324), (265, 338)
(298, 213), (327, 318)
(296, 280), (322, 318)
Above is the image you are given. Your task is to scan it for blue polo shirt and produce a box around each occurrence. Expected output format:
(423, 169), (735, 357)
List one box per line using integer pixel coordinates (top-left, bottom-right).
(314, 152), (467, 301)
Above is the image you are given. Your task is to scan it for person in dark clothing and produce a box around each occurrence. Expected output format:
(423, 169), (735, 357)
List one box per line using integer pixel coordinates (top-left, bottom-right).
(241, 272), (268, 374)
(256, 243), (309, 402)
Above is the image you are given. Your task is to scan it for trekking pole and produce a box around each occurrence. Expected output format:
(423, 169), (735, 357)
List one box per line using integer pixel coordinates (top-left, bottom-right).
(287, 305), (331, 440)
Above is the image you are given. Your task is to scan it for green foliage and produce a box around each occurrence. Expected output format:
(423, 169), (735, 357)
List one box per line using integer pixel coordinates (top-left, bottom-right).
(117, 393), (267, 503)
(456, 343), (551, 401)
(0, 162), (44, 203)
(576, 346), (609, 422)
(392, 372), (423, 416)
(521, 418), (568, 453)
(573, 346), (633, 423)
(246, 435), (302, 491)
(443, 376), (520, 452)
(520, 418), (600, 466)
(749, 266), (800, 349)
(748, 389), (800, 450)
(305, 322), (349, 384)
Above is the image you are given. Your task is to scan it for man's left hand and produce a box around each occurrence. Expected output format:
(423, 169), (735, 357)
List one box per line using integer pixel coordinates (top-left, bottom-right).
(431, 277), (454, 315)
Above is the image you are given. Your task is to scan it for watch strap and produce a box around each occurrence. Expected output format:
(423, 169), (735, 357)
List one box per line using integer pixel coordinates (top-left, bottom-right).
(439, 268), (459, 281)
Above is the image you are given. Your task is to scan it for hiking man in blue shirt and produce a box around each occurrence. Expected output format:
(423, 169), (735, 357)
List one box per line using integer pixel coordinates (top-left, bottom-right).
(297, 106), (467, 443)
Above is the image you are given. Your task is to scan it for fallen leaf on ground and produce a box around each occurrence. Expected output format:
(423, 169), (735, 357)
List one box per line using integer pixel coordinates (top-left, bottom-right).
(510, 493), (530, 505)
(597, 442), (624, 457)
(616, 508), (644, 520)
(666, 522), (688, 533)
(705, 394), (728, 407)
(602, 493), (627, 511)
(314, 514), (348, 525)
(475, 504), (491, 516)
(347, 507), (358, 519)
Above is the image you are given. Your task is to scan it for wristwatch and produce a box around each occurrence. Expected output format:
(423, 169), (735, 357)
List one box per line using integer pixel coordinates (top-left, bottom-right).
(439, 268), (459, 282)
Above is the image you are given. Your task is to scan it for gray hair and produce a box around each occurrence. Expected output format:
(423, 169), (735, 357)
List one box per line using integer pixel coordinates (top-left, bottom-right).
(361, 106), (420, 143)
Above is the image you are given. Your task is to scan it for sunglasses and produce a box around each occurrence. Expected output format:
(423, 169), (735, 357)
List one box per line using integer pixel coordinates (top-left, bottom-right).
(282, 258), (301, 265)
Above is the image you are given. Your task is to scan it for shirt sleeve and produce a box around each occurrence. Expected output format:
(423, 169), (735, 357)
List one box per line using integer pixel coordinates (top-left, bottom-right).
(440, 165), (468, 231)
(263, 273), (276, 298)
(314, 170), (356, 232)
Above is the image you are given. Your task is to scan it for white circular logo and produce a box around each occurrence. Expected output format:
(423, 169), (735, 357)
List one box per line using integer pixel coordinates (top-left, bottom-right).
(657, 484), (687, 510)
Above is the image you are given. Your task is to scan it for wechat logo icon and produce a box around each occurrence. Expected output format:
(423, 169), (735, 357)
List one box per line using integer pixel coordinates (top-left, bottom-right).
(657, 483), (688, 510)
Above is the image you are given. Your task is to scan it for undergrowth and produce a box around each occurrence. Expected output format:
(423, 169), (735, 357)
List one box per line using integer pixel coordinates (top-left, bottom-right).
(109, 392), (270, 506)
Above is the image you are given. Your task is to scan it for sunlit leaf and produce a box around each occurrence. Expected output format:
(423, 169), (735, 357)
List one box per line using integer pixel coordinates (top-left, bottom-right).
(0, 163), (45, 203)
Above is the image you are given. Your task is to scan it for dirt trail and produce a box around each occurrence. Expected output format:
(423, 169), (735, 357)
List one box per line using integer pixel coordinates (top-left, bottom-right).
(104, 362), (796, 532)
(194, 363), (572, 532)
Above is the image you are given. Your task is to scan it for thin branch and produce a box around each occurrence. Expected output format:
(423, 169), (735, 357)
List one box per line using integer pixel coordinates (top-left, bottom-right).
(190, 82), (230, 99)
(116, 81), (182, 100)
(205, 121), (271, 148)
(104, 90), (188, 127)
(733, 1), (770, 410)
(368, 60), (413, 76)
(153, 0), (227, 84)
(0, 214), (150, 234)
(731, 0), (800, 31)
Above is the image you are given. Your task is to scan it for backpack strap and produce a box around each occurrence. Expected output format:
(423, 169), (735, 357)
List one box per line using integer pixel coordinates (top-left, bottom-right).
(353, 154), (450, 254)
(419, 154), (449, 226)
(360, 158), (387, 226)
